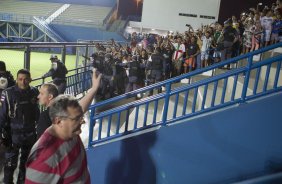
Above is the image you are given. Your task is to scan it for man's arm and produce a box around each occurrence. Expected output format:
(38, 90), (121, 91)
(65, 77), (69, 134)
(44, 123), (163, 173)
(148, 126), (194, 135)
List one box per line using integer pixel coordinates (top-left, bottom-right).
(0, 90), (11, 147)
(42, 68), (54, 78)
(79, 69), (102, 113)
(25, 148), (61, 184)
(0, 91), (9, 129)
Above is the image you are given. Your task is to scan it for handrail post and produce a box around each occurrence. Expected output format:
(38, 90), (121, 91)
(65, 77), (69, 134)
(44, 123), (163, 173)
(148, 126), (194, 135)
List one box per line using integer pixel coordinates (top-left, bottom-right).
(24, 46), (31, 70)
(83, 45), (89, 95)
(61, 45), (66, 64)
(88, 107), (95, 148)
(162, 83), (171, 125)
(241, 55), (253, 102)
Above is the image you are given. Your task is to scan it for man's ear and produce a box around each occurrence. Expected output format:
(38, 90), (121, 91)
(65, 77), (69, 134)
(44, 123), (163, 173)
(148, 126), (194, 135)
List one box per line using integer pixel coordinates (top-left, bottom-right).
(48, 94), (54, 101)
(54, 117), (62, 127)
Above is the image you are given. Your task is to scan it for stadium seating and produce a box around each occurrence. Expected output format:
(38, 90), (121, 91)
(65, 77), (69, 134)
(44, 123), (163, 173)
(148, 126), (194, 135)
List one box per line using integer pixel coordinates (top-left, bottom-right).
(52, 5), (112, 27)
(51, 24), (125, 42)
(0, 0), (63, 18)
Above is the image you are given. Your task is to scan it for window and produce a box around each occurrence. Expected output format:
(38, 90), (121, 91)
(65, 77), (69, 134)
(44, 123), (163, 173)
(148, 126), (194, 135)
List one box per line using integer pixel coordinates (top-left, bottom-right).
(200, 15), (215, 20)
(179, 13), (197, 18)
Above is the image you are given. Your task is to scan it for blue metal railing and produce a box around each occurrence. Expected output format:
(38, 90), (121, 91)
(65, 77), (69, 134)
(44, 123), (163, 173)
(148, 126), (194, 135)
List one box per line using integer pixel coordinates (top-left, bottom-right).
(32, 66), (92, 97)
(88, 42), (282, 147)
(0, 13), (35, 23)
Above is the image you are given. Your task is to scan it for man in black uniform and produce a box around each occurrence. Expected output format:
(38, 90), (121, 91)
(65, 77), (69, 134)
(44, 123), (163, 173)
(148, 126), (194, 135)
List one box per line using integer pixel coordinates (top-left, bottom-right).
(42, 55), (68, 94)
(113, 53), (126, 95)
(220, 19), (239, 64)
(161, 45), (174, 80)
(147, 47), (166, 95)
(0, 61), (15, 173)
(101, 53), (116, 99)
(0, 69), (40, 184)
(117, 55), (141, 93)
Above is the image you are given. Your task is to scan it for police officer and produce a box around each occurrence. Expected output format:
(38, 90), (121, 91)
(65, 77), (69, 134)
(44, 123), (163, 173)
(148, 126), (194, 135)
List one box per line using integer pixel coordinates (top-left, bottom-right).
(161, 45), (174, 80)
(42, 54), (68, 94)
(0, 61), (15, 173)
(147, 47), (166, 95)
(220, 19), (239, 68)
(101, 53), (116, 99)
(0, 69), (40, 184)
(126, 55), (141, 93)
(113, 53), (126, 95)
(117, 54), (141, 93)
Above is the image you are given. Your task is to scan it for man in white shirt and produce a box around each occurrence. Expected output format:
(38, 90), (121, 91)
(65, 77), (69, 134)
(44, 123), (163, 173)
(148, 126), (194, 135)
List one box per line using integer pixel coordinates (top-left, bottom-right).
(201, 31), (213, 68)
(261, 10), (274, 46)
(171, 37), (185, 76)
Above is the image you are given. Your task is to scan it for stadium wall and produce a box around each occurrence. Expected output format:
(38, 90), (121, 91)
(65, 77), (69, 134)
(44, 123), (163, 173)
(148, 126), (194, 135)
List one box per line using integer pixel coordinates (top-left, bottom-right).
(140, 0), (221, 32)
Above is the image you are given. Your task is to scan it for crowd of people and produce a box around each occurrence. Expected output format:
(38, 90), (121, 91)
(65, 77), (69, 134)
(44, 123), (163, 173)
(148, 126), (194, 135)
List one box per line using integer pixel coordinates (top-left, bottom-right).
(88, 1), (282, 99)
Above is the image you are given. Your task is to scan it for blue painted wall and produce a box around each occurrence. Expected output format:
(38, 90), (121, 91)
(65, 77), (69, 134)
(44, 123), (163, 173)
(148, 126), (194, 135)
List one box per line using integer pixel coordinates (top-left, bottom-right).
(87, 92), (282, 184)
(51, 24), (125, 42)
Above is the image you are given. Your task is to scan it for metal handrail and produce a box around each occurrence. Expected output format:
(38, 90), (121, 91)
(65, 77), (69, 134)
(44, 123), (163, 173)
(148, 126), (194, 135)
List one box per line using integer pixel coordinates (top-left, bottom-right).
(88, 42), (282, 147)
(32, 66), (93, 97)
(33, 16), (65, 42)
(103, 3), (117, 26)
(31, 66), (91, 82)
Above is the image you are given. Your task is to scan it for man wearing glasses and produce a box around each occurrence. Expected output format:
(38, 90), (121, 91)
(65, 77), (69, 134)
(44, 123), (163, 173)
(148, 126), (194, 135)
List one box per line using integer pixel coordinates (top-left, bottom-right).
(25, 69), (101, 184)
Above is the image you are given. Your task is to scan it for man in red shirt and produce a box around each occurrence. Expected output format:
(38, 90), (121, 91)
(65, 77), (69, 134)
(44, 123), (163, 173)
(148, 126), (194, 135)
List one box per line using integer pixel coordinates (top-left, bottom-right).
(25, 69), (101, 184)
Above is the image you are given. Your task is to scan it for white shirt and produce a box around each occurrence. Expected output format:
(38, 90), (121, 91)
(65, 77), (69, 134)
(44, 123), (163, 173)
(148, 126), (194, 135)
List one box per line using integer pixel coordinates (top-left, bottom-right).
(201, 36), (213, 52)
(173, 43), (185, 52)
(260, 16), (274, 30)
(172, 43), (185, 60)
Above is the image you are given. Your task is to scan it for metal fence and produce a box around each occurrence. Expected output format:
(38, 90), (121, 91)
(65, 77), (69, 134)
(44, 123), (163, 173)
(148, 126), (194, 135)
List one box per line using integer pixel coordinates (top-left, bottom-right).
(88, 42), (282, 147)
(0, 41), (109, 82)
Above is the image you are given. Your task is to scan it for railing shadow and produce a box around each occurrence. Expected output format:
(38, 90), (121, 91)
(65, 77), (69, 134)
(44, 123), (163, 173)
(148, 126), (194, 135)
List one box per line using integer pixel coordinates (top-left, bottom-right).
(106, 131), (157, 184)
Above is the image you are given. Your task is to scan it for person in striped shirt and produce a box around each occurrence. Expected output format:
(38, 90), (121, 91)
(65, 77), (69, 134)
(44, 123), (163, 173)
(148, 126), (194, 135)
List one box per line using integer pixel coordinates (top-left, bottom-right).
(25, 69), (101, 184)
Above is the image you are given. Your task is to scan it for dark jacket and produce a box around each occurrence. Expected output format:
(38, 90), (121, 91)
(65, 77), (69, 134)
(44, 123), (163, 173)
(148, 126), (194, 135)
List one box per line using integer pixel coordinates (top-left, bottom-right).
(0, 85), (39, 145)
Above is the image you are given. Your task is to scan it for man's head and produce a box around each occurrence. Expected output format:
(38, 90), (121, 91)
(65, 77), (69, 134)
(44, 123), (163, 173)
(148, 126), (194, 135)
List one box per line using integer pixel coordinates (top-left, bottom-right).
(127, 54), (132, 61)
(16, 69), (31, 90)
(154, 47), (161, 54)
(38, 83), (59, 107)
(205, 31), (211, 38)
(191, 36), (197, 43)
(49, 95), (84, 140)
(266, 9), (273, 17)
(50, 54), (58, 62)
(177, 37), (182, 44)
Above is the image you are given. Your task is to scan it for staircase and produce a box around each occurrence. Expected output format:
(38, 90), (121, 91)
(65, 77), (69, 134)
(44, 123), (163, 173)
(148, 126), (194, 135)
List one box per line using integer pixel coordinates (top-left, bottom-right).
(86, 43), (282, 183)
(45, 4), (70, 24)
(88, 42), (282, 146)
(33, 16), (65, 42)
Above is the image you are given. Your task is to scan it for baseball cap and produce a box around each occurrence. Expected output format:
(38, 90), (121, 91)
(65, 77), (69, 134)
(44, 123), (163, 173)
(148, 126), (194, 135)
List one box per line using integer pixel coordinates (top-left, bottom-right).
(50, 54), (58, 60)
